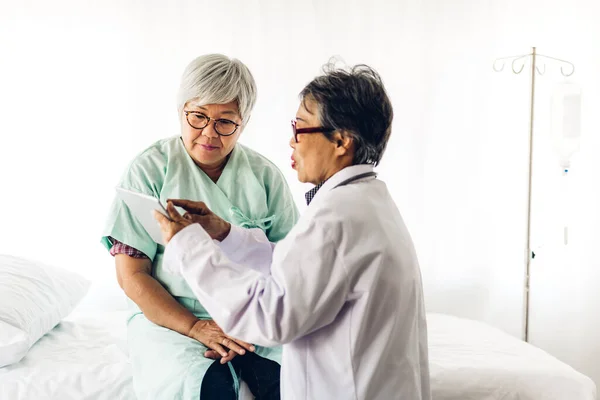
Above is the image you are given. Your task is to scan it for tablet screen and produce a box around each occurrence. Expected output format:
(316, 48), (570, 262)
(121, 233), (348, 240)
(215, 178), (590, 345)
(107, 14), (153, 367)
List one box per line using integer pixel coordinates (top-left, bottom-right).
(115, 187), (170, 245)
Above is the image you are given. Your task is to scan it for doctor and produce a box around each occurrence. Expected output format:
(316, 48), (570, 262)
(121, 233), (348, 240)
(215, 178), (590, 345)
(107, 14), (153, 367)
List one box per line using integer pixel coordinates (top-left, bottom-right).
(155, 62), (431, 399)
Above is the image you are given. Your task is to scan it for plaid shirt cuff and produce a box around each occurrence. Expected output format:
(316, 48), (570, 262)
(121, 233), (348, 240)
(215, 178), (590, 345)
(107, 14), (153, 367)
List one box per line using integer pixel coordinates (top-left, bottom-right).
(109, 237), (149, 259)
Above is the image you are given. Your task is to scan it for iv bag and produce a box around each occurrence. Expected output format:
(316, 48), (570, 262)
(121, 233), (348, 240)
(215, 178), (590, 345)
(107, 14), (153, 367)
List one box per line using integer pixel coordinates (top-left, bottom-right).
(551, 83), (582, 170)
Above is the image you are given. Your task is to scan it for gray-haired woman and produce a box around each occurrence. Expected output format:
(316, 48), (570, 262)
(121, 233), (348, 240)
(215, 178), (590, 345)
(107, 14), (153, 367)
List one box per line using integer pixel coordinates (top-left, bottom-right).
(101, 54), (298, 399)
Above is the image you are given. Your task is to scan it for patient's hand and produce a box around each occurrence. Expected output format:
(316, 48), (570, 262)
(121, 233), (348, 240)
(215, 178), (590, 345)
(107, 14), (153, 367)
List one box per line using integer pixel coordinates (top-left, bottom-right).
(204, 349), (247, 363)
(189, 319), (255, 364)
(167, 199), (231, 241)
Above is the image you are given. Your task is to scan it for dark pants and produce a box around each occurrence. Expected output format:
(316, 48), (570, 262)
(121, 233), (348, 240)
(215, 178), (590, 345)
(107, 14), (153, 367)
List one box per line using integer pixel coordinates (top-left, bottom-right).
(200, 351), (280, 400)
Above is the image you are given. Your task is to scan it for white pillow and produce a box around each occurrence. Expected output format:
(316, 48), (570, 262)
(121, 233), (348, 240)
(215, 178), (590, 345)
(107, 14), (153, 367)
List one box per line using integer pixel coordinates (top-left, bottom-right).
(0, 254), (90, 367)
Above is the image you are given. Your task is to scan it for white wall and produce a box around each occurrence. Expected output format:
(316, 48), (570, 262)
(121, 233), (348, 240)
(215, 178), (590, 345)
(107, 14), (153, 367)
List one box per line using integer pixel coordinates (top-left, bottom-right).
(417, 0), (600, 387)
(1, 0), (599, 388)
(0, 0), (429, 310)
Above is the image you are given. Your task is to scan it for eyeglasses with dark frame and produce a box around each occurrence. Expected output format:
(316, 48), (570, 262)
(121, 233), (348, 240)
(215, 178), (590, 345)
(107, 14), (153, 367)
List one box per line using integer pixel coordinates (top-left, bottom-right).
(184, 111), (241, 136)
(290, 120), (335, 143)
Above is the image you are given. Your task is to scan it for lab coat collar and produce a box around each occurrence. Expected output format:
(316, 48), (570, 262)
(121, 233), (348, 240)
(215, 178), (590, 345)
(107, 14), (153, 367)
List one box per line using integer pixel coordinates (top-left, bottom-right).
(308, 164), (375, 207)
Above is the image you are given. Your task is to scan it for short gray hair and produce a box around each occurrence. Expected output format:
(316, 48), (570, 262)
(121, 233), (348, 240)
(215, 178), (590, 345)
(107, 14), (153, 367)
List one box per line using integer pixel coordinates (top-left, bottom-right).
(177, 54), (257, 125)
(300, 61), (393, 166)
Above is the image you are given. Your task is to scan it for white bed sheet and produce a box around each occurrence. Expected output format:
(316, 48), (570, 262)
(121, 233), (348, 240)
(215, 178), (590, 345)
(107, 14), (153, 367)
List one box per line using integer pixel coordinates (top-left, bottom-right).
(0, 308), (596, 400)
(0, 310), (133, 400)
(427, 313), (597, 400)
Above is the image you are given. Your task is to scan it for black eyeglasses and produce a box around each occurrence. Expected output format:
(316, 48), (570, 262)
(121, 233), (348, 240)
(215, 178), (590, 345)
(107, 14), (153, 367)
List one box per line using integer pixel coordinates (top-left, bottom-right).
(290, 120), (335, 143)
(184, 111), (240, 136)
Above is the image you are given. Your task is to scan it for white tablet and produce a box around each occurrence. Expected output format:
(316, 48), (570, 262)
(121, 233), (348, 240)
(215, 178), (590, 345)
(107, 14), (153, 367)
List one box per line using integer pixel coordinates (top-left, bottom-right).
(115, 187), (170, 246)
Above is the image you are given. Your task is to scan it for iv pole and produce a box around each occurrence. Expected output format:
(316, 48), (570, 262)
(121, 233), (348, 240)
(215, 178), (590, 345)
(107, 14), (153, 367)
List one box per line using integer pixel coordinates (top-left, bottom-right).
(492, 47), (575, 343)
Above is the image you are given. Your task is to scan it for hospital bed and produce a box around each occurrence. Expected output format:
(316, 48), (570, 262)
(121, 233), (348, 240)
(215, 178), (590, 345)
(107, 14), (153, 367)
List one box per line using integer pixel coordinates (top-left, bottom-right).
(0, 299), (596, 399)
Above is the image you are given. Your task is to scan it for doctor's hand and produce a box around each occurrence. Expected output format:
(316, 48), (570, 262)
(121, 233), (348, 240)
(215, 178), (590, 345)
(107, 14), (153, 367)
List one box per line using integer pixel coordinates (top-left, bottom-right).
(189, 319), (255, 364)
(153, 201), (192, 244)
(167, 199), (231, 242)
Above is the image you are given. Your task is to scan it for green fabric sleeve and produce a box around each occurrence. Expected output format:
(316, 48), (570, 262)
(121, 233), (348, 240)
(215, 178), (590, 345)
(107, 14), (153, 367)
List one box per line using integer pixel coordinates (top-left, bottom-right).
(101, 197), (158, 261)
(265, 167), (300, 243)
(100, 148), (165, 261)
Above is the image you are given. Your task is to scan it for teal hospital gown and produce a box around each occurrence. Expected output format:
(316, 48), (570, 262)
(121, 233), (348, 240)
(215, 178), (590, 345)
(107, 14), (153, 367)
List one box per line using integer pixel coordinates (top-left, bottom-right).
(101, 136), (299, 400)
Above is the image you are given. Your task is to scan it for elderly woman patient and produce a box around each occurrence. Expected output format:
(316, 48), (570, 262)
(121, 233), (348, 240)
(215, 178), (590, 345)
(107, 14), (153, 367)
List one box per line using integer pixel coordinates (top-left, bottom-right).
(101, 54), (298, 399)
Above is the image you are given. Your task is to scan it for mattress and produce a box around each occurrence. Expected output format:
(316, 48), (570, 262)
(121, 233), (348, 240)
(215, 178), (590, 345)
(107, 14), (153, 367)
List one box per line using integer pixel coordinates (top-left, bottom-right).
(0, 309), (595, 399)
(427, 313), (597, 400)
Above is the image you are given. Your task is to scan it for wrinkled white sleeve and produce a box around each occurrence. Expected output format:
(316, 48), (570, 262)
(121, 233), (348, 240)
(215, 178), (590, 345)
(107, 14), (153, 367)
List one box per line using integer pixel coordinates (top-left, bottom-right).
(163, 221), (348, 347)
(216, 224), (275, 276)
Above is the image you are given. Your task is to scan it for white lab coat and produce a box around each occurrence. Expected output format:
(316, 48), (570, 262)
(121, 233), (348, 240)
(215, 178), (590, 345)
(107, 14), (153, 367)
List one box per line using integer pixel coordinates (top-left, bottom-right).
(163, 164), (431, 400)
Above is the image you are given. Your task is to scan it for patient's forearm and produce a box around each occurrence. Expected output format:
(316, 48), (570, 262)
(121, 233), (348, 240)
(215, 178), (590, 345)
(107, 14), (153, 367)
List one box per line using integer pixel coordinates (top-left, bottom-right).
(116, 254), (197, 337)
(123, 273), (198, 336)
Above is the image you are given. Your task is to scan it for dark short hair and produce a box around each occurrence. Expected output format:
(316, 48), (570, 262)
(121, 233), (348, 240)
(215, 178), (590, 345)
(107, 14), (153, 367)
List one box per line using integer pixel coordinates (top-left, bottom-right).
(300, 61), (393, 165)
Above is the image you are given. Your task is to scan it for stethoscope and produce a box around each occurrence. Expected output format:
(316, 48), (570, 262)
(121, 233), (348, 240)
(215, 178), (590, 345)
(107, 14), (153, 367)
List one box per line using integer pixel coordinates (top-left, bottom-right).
(333, 171), (378, 189)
